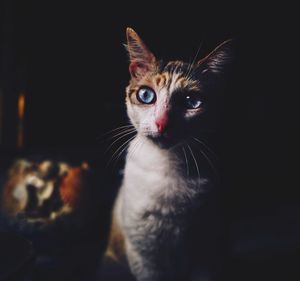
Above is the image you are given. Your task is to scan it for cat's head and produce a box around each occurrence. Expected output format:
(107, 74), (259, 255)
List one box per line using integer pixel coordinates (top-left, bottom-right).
(125, 28), (232, 147)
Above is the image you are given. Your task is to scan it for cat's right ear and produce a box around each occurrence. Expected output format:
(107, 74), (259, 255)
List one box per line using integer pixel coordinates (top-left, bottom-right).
(197, 39), (233, 75)
(125, 28), (157, 78)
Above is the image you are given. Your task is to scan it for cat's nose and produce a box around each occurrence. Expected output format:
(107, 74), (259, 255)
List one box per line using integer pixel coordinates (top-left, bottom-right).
(155, 115), (168, 134)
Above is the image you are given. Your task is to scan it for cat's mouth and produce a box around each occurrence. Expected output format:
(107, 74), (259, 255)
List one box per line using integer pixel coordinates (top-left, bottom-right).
(147, 132), (179, 148)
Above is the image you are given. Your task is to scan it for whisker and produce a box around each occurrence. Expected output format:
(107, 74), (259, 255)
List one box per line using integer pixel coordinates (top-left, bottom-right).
(190, 138), (220, 181)
(196, 146), (218, 177)
(182, 147), (189, 177)
(104, 130), (136, 154)
(104, 124), (133, 133)
(104, 128), (136, 142)
(192, 137), (218, 161)
(111, 136), (137, 168)
(107, 134), (136, 168)
(187, 144), (200, 184)
(127, 137), (141, 161)
(97, 124), (134, 139)
(185, 40), (204, 79)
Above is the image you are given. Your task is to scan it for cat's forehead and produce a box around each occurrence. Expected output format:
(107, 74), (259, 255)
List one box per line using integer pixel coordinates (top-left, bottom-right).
(162, 60), (190, 75)
(140, 61), (200, 92)
(153, 61), (200, 91)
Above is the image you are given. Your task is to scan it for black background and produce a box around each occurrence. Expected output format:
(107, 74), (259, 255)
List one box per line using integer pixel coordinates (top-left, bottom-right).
(0, 1), (298, 280)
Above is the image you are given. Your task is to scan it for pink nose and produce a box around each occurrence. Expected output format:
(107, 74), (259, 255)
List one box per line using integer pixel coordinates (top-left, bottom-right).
(155, 115), (168, 134)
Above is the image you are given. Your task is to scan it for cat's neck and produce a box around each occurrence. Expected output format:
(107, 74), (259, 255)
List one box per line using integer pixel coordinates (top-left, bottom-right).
(126, 133), (214, 184)
(123, 134), (210, 205)
(126, 134), (183, 172)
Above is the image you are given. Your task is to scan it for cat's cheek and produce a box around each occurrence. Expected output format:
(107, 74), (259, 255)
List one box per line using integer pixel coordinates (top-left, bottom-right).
(184, 109), (204, 120)
(137, 117), (154, 136)
(184, 112), (197, 120)
(142, 113), (159, 136)
(127, 103), (156, 135)
(126, 104), (142, 131)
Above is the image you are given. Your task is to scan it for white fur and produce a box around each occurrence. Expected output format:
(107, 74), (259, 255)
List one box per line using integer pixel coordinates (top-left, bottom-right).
(114, 135), (210, 281)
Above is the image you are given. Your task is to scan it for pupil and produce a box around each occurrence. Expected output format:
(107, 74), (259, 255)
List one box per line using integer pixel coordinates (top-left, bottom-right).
(144, 91), (150, 100)
(186, 95), (201, 109)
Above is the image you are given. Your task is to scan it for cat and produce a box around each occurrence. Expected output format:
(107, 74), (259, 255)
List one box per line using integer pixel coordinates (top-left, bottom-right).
(104, 28), (232, 281)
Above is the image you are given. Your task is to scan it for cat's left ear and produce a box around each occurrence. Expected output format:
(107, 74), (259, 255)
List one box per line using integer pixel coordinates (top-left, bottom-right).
(197, 39), (233, 75)
(125, 28), (157, 78)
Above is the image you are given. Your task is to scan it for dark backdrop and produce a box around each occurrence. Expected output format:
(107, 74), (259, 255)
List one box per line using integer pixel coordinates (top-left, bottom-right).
(0, 1), (298, 280)
(1, 1), (296, 214)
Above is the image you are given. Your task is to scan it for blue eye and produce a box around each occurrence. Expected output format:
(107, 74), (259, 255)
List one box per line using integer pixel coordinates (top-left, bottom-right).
(136, 87), (156, 104)
(185, 93), (203, 109)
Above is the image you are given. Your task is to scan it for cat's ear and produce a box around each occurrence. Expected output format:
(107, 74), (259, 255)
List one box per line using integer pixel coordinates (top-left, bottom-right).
(197, 39), (233, 75)
(125, 28), (157, 78)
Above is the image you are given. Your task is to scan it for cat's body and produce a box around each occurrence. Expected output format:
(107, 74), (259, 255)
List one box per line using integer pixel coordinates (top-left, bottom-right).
(112, 137), (221, 281)
(106, 28), (232, 281)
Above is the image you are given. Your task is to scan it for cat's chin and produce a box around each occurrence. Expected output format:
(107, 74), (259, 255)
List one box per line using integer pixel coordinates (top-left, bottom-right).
(147, 135), (178, 149)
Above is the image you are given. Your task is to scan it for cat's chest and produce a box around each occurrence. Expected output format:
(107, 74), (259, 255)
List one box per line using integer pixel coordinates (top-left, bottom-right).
(122, 159), (188, 244)
(121, 137), (206, 222)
